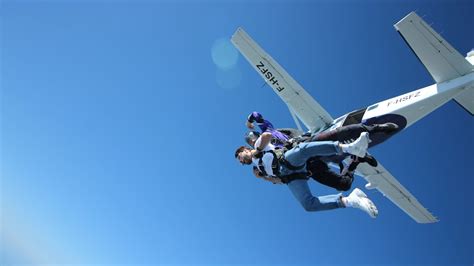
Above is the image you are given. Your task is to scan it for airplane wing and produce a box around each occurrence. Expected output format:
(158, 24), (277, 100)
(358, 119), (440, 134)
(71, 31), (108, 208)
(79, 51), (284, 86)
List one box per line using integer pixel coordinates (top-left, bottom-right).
(356, 161), (439, 223)
(231, 28), (333, 132)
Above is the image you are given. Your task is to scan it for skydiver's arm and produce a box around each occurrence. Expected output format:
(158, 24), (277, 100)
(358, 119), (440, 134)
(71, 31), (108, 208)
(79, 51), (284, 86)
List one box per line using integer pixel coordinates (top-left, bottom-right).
(252, 162), (282, 185)
(253, 167), (282, 184)
(247, 112), (264, 123)
(256, 132), (273, 151)
(246, 120), (254, 129)
(252, 167), (264, 178)
(247, 112), (274, 131)
(261, 153), (274, 177)
(263, 176), (283, 184)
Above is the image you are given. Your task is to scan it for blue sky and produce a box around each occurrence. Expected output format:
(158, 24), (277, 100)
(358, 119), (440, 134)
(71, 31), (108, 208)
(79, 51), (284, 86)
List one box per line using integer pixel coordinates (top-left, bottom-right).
(1, 1), (473, 265)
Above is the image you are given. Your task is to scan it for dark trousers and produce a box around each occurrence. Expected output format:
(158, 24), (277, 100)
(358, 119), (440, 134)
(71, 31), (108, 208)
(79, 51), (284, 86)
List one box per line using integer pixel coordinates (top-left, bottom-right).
(306, 158), (353, 191)
(305, 124), (373, 191)
(311, 124), (372, 142)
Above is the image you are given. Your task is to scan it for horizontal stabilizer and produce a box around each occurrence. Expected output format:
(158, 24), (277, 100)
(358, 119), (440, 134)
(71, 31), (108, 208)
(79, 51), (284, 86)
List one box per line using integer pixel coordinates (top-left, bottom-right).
(356, 162), (438, 223)
(395, 12), (473, 83)
(454, 87), (474, 115)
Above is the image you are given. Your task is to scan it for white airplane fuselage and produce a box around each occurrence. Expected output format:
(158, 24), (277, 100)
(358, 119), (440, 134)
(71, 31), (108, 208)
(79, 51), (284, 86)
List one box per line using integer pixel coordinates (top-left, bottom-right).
(326, 71), (474, 147)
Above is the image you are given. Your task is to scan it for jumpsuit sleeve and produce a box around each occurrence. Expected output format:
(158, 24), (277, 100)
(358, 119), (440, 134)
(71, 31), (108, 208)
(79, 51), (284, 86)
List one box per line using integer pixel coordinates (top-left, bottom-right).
(248, 112), (280, 136)
(247, 112), (265, 123)
(262, 153), (275, 177)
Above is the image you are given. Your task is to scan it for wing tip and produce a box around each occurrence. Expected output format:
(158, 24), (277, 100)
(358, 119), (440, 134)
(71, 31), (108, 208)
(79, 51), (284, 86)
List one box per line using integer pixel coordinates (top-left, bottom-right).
(417, 217), (439, 224)
(394, 11), (420, 31)
(231, 27), (245, 41)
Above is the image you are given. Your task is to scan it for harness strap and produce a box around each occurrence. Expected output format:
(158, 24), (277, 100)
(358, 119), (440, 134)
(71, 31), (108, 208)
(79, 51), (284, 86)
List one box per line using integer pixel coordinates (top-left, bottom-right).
(258, 150), (282, 177)
(258, 148), (308, 181)
(280, 158), (305, 171)
(279, 173), (309, 184)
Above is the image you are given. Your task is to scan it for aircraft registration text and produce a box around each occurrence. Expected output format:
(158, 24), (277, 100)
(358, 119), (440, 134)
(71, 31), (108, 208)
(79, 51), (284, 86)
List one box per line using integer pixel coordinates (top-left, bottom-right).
(256, 61), (285, 92)
(387, 91), (421, 107)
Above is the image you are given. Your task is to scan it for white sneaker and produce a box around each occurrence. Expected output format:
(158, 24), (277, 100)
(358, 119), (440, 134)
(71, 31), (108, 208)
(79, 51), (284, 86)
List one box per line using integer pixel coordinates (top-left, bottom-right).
(351, 187), (368, 198)
(346, 188), (378, 218)
(341, 132), (370, 157)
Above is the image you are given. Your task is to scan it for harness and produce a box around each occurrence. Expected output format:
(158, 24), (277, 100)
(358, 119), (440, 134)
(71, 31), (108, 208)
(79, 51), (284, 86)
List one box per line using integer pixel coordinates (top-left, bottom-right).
(257, 148), (308, 184)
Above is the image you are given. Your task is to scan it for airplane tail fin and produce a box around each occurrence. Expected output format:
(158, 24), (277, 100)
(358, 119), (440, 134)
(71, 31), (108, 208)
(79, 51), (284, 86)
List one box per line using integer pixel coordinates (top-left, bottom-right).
(394, 12), (474, 84)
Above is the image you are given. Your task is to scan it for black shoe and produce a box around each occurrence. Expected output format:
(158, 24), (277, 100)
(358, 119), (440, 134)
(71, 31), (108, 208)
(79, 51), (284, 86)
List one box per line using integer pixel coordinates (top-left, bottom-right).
(347, 161), (359, 172)
(373, 123), (399, 134)
(359, 154), (378, 167)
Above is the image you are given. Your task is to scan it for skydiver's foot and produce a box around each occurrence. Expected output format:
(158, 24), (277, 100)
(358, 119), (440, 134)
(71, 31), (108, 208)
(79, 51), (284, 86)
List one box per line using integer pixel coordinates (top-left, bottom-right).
(372, 123), (399, 134)
(339, 161), (345, 173)
(340, 132), (370, 158)
(344, 188), (378, 218)
(341, 157), (359, 174)
(347, 155), (377, 171)
(358, 154), (378, 167)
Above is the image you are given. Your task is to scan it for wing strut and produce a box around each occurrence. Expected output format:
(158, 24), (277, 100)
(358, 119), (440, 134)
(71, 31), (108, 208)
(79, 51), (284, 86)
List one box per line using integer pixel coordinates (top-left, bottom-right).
(288, 104), (304, 131)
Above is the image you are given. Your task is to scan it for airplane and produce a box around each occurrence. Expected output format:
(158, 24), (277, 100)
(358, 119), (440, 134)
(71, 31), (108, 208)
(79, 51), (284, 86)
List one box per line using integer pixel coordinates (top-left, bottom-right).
(230, 11), (474, 223)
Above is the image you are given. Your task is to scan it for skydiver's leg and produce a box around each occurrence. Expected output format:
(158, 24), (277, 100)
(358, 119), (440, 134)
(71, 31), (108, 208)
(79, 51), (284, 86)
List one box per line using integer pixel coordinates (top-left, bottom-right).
(312, 124), (368, 142)
(312, 123), (399, 143)
(307, 158), (353, 191)
(286, 179), (344, 212)
(312, 124), (379, 167)
(284, 141), (342, 168)
(284, 132), (370, 168)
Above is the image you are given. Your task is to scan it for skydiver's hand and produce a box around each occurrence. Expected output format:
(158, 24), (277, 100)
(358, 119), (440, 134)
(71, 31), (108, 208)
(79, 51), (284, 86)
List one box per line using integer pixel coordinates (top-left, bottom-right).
(264, 176), (283, 184)
(246, 121), (254, 129)
(253, 167), (264, 178)
(253, 149), (263, 159)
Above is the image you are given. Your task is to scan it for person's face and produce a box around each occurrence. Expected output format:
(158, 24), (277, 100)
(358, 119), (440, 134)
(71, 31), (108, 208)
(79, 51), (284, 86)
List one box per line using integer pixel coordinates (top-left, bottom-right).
(237, 149), (253, 165)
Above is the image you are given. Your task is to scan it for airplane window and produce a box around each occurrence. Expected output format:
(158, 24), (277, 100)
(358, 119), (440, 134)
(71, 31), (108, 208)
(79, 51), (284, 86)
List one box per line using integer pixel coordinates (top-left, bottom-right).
(367, 104), (378, 111)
